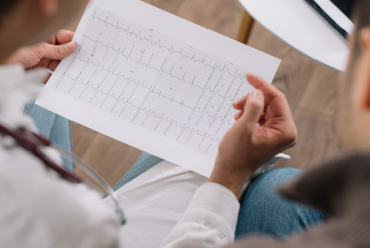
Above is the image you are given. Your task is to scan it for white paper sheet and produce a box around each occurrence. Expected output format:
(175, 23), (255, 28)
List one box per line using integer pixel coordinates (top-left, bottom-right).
(36, 0), (281, 177)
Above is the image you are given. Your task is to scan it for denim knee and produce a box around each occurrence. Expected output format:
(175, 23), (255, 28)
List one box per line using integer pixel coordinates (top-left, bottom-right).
(235, 168), (324, 239)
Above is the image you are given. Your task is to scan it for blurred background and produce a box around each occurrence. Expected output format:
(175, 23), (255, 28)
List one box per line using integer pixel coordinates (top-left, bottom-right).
(68, 0), (342, 186)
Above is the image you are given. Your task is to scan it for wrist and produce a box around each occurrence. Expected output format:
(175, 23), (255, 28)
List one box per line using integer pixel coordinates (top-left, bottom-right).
(208, 175), (245, 199)
(209, 159), (254, 199)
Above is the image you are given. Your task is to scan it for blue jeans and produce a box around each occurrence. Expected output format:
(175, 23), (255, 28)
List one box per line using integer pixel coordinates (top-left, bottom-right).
(235, 167), (325, 239)
(31, 105), (324, 239)
(26, 103), (74, 172)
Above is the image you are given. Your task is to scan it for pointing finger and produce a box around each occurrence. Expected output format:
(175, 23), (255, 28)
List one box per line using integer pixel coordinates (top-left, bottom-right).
(247, 73), (292, 118)
(233, 93), (251, 110)
(240, 90), (265, 129)
(246, 73), (281, 101)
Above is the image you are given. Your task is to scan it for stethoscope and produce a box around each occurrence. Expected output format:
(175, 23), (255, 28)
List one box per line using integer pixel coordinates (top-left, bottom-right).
(0, 123), (126, 225)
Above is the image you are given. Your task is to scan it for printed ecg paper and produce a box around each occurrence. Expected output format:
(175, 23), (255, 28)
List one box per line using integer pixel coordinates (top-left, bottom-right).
(36, 0), (281, 177)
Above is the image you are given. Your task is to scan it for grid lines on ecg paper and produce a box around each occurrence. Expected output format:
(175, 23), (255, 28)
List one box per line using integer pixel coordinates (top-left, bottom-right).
(53, 7), (254, 157)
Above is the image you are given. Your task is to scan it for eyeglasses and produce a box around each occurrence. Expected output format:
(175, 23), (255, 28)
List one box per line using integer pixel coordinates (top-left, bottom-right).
(0, 124), (126, 225)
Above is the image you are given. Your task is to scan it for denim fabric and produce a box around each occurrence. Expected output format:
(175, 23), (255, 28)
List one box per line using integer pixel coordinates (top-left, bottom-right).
(25, 102), (74, 173)
(236, 167), (325, 239)
(112, 152), (164, 191)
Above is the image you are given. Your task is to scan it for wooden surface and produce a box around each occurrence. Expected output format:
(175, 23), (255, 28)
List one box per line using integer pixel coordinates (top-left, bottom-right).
(236, 10), (255, 44)
(72, 0), (342, 186)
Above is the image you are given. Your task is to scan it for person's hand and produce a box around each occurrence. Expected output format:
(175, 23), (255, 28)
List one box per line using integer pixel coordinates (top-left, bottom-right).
(7, 30), (76, 83)
(209, 73), (298, 198)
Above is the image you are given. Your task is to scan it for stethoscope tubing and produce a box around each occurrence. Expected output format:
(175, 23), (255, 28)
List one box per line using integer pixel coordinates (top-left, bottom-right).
(53, 144), (126, 225)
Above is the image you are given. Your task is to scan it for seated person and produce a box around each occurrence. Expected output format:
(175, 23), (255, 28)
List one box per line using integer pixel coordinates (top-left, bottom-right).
(223, 0), (370, 247)
(0, 0), (328, 247)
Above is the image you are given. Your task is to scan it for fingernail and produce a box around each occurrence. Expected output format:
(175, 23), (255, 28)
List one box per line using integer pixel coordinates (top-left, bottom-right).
(252, 90), (263, 99)
(235, 112), (242, 119)
(65, 42), (75, 51)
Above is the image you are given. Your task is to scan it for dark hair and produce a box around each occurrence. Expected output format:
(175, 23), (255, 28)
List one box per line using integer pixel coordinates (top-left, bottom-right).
(337, 0), (369, 147)
(339, 0), (370, 122)
(0, 0), (22, 18)
(351, 0), (370, 61)
(343, 0), (370, 89)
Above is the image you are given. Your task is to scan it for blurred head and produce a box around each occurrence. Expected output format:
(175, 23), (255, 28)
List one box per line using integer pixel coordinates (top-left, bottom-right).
(0, 0), (89, 62)
(340, 0), (370, 150)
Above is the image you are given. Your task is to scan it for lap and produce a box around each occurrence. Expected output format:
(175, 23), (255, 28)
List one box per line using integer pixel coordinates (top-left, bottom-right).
(236, 167), (325, 239)
(117, 155), (325, 241)
(115, 154), (325, 241)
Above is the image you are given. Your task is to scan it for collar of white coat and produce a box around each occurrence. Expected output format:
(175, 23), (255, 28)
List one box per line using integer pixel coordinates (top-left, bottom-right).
(0, 64), (48, 130)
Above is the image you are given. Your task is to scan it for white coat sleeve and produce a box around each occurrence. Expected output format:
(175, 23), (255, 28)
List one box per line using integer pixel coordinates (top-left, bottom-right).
(160, 182), (240, 248)
(0, 159), (121, 248)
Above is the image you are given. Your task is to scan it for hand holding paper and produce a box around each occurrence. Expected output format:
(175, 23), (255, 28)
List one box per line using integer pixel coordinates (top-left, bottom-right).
(209, 74), (297, 197)
(36, 0), (281, 177)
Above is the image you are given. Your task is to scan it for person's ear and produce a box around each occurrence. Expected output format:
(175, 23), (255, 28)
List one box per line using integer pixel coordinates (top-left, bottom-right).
(358, 28), (370, 111)
(38, 0), (59, 16)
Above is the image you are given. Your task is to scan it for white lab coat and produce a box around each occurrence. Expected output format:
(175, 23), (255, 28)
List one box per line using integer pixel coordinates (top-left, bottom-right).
(0, 64), (240, 248)
(0, 65), (120, 248)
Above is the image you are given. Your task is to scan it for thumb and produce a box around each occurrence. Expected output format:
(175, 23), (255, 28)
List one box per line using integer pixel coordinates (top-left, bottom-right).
(240, 90), (264, 127)
(39, 42), (76, 60)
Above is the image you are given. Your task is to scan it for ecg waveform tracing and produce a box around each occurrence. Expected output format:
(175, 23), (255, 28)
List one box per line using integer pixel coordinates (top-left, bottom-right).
(53, 7), (254, 157)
